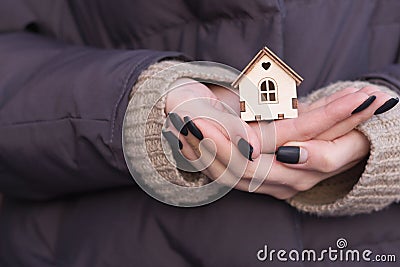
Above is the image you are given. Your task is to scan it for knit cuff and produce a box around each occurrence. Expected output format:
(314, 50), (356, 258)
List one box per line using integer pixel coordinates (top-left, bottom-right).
(287, 81), (400, 216)
(123, 60), (237, 205)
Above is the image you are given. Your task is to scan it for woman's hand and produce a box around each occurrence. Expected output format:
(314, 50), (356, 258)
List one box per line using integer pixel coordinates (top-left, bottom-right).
(164, 78), (261, 166)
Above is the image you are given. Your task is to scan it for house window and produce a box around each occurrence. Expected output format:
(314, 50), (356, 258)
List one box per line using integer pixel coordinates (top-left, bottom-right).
(259, 78), (278, 103)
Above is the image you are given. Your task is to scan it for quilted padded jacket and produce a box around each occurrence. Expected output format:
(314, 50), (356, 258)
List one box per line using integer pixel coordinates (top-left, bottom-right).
(0, 0), (400, 266)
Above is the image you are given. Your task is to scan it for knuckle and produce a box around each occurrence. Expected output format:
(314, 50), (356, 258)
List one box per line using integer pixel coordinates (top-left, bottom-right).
(360, 86), (379, 95)
(293, 121), (314, 140)
(354, 113), (371, 125)
(292, 182), (313, 192)
(324, 103), (345, 123)
(274, 190), (298, 200)
(244, 164), (257, 179)
(354, 111), (369, 121)
(318, 154), (338, 173)
(299, 128), (314, 140)
(266, 174), (284, 185)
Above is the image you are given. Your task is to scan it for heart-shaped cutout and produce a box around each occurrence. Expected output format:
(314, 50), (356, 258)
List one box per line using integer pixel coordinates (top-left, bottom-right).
(262, 62), (271, 70)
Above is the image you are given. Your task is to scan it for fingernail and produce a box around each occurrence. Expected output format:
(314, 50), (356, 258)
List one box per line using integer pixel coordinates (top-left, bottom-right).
(275, 146), (304, 164)
(351, 95), (376, 114)
(374, 97), (399, 115)
(238, 138), (254, 161)
(162, 130), (183, 150)
(183, 116), (204, 140)
(168, 112), (188, 136)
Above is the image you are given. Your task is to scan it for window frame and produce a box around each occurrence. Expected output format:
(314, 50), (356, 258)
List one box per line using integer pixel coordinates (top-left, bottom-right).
(258, 78), (278, 104)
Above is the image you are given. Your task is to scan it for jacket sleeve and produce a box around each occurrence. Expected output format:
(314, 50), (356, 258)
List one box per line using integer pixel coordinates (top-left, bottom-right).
(0, 32), (183, 199)
(361, 64), (400, 94)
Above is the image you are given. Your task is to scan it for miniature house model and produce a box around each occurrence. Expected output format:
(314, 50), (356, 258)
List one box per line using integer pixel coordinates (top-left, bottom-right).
(232, 47), (303, 121)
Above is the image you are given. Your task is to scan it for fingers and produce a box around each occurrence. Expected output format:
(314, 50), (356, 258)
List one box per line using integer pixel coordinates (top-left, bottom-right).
(167, 114), (253, 187)
(274, 87), (398, 148)
(168, 111), (260, 161)
(162, 129), (211, 175)
(298, 87), (360, 113)
(167, 79), (261, 160)
(183, 117), (242, 187)
(169, 116), (281, 194)
(249, 89), (372, 153)
(207, 84), (241, 116)
(165, 119), (346, 200)
(248, 120), (277, 154)
(351, 86), (399, 115)
(239, 154), (335, 196)
(234, 179), (298, 200)
(165, 78), (226, 114)
(164, 79), (263, 188)
(297, 86), (399, 142)
(298, 85), (390, 114)
(271, 91), (371, 149)
(216, 148), (328, 194)
(276, 130), (370, 173)
(316, 87), (397, 140)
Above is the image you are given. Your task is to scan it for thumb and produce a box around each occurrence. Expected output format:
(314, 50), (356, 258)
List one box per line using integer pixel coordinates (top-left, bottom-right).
(275, 130), (369, 173)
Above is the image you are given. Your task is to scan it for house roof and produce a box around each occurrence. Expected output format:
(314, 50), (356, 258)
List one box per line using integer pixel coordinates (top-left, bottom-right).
(231, 47), (303, 88)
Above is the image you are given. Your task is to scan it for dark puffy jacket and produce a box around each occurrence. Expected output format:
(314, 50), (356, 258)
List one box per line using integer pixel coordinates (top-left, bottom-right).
(1, 0), (400, 266)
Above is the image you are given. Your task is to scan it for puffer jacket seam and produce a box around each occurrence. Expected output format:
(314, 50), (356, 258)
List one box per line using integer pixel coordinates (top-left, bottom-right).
(131, 14), (275, 44)
(0, 117), (108, 127)
(292, 213), (306, 267)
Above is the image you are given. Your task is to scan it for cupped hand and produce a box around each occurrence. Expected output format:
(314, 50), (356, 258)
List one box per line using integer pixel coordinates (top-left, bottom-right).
(237, 85), (393, 198)
(164, 78), (261, 171)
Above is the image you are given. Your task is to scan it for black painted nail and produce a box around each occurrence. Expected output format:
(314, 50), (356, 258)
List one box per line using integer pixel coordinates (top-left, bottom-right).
(351, 95), (376, 114)
(374, 97), (399, 115)
(162, 130), (183, 150)
(276, 146), (300, 164)
(183, 116), (204, 140)
(238, 138), (254, 161)
(168, 112), (188, 136)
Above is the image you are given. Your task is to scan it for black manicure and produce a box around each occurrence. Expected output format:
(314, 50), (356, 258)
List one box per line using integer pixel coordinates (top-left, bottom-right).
(162, 130), (183, 150)
(374, 97), (399, 115)
(276, 146), (300, 164)
(183, 116), (204, 140)
(351, 95), (376, 114)
(238, 138), (254, 161)
(168, 112), (188, 136)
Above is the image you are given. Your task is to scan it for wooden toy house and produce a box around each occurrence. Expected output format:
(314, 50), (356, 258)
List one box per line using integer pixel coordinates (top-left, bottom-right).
(232, 47), (303, 121)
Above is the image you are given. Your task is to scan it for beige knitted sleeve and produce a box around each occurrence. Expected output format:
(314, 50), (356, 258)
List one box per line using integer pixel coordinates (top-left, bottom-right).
(123, 60), (400, 216)
(123, 60), (238, 205)
(287, 81), (400, 216)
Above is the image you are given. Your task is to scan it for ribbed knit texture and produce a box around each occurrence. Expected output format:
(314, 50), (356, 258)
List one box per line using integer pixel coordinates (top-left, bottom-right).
(124, 61), (400, 215)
